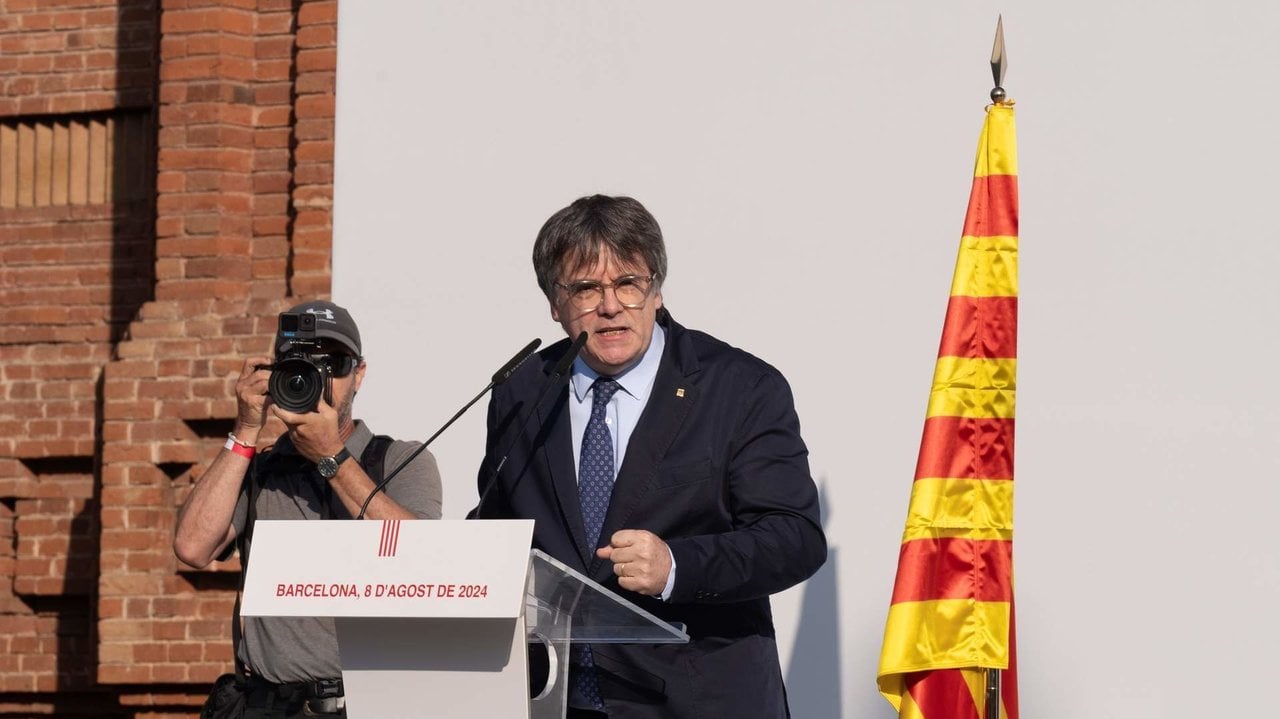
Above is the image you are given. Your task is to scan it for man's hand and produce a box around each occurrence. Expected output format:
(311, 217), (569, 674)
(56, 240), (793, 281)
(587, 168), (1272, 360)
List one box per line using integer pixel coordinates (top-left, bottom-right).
(597, 529), (672, 596)
(233, 356), (273, 443)
(271, 396), (344, 464)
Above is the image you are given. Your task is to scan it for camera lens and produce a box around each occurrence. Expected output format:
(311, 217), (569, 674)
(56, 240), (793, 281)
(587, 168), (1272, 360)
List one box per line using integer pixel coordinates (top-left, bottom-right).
(268, 357), (323, 413)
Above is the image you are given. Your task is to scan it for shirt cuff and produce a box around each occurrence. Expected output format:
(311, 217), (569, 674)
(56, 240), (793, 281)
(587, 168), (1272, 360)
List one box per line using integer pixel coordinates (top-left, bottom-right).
(659, 545), (677, 601)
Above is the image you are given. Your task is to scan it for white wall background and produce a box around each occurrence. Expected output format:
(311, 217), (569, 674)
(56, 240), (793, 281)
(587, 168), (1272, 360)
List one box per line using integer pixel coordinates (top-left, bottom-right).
(331, 2), (1280, 717)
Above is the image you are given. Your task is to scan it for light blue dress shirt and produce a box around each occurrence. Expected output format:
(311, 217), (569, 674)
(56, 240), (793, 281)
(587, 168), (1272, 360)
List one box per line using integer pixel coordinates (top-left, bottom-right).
(569, 324), (665, 478)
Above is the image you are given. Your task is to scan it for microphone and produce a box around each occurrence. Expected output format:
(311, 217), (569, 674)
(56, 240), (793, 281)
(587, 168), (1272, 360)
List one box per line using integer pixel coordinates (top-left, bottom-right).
(356, 337), (542, 519)
(473, 331), (588, 518)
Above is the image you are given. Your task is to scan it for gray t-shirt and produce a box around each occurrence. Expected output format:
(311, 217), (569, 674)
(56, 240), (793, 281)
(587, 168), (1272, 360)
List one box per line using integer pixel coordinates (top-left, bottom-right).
(230, 420), (442, 683)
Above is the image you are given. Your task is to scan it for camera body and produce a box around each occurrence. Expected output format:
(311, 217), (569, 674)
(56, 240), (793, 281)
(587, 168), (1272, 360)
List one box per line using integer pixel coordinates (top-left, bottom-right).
(267, 312), (336, 413)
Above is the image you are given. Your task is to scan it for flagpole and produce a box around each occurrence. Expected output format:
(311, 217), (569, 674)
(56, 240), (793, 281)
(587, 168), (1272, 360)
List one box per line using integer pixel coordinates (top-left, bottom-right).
(983, 15), (1008, 719)
(985, 667), (1002, 719)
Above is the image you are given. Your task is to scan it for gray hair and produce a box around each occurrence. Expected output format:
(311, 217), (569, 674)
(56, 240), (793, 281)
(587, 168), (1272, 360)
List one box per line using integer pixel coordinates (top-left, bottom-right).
(532, 195), (668, 299)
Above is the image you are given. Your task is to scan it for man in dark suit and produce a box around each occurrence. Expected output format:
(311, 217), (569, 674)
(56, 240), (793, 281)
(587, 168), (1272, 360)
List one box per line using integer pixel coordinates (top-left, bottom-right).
(473, 195), (826, 718)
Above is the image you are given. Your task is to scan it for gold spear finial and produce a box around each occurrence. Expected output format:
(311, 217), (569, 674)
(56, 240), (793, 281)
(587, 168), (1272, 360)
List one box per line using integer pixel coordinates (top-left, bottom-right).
(990, 16), (1008, 104)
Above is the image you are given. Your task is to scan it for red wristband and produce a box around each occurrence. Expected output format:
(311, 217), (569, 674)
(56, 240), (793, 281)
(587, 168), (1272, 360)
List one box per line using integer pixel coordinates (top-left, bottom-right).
(224, 436), (255, 459)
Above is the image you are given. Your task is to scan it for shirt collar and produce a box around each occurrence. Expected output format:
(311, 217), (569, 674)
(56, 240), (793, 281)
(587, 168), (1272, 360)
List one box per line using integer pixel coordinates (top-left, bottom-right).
(570, 324), (666, 402)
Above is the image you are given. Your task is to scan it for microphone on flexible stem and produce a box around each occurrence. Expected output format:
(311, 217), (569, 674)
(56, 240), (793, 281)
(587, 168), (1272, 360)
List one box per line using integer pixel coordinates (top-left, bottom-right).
(473, 331), (588, 519)
(355, 337), (542, 520)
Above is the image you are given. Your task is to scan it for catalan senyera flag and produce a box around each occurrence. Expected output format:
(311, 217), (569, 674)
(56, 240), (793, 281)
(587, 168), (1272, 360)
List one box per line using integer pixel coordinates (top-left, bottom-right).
(877, 101), (1019, 719)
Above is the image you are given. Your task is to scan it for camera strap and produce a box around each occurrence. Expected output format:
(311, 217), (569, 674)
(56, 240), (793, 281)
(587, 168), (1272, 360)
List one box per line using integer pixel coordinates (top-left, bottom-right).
(359, 435), (394, 498)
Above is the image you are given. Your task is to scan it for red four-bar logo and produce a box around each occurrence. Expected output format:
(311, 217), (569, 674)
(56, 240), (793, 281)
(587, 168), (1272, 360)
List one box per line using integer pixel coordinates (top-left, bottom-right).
(378, 520), (400, 557)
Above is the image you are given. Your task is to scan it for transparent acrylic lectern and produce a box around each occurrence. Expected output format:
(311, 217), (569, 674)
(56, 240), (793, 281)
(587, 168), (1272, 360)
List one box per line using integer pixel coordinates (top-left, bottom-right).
(525, 549), (690, 719)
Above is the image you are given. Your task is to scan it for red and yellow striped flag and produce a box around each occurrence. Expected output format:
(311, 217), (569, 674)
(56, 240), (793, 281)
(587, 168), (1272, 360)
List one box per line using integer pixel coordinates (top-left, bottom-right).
(877, 102), (1019, 719)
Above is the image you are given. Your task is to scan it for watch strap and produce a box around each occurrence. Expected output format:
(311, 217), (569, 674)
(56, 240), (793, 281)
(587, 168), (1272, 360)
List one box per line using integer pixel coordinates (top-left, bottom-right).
(318, 447), (352, 478)
(332, 447), (352, 468)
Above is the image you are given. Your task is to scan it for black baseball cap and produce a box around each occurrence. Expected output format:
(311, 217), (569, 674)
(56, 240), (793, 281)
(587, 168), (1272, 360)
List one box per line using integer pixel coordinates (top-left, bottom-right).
(276, 300), (362, 357)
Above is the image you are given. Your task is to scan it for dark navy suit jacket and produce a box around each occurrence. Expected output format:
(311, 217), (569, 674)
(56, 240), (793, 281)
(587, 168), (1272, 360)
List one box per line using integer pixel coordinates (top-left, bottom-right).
(473, 310), (826, 718)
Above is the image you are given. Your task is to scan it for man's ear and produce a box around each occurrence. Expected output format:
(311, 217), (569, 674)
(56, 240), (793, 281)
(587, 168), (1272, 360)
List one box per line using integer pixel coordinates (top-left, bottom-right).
(549, 298), (561, 323)
(352, 360), (367, 393)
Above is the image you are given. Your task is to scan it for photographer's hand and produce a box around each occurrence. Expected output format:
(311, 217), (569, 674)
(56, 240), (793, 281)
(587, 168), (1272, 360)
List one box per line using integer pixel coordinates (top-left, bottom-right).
(270, 397), (344, 464)
(272, 399), (417, 520)
(233, 355), (273, 446)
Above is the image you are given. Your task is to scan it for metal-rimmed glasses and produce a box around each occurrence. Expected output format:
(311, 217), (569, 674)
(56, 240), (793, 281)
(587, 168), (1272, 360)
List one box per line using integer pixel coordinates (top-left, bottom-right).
(553, 274), (659, 312)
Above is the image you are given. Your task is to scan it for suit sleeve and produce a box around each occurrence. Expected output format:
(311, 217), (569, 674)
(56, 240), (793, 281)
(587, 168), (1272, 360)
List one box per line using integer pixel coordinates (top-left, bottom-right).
(664, 368), (827, 604)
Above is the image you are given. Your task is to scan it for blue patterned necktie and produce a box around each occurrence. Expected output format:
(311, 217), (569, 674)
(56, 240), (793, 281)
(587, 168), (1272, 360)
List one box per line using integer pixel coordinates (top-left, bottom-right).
(578, 378), (620, 550)
(573, 377), (620, 710)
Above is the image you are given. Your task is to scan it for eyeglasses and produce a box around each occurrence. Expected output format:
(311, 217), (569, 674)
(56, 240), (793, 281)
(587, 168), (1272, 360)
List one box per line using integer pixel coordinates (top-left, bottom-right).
(554, 274), (658, 312)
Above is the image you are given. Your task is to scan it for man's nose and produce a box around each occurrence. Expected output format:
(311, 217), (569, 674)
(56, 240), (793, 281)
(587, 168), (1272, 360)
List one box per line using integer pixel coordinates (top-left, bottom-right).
(596, 287), (624, 315)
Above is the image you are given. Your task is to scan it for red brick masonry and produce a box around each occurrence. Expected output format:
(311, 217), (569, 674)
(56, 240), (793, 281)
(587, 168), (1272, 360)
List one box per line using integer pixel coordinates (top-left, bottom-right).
(1, 1), (339, 715)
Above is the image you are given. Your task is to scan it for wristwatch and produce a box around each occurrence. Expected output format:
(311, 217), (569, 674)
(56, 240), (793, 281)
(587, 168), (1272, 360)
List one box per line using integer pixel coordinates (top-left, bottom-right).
(317, 447), (352, 479)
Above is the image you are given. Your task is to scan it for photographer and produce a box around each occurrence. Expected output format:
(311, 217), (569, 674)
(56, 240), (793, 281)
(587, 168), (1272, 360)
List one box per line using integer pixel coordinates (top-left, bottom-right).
(174, 300), (442, 719)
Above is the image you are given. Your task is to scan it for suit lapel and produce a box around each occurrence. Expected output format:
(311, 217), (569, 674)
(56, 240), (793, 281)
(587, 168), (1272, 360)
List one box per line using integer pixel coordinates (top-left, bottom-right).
(536, 363), (594, 568)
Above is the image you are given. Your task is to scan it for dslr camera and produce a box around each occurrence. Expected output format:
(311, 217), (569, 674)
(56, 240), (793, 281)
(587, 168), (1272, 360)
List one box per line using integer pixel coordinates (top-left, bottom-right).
(264, 312), (359, 413)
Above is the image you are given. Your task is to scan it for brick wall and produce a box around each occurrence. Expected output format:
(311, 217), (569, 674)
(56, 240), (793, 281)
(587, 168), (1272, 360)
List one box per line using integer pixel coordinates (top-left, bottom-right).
(0, 0), (339, 714)
(0, 0), (154, 116)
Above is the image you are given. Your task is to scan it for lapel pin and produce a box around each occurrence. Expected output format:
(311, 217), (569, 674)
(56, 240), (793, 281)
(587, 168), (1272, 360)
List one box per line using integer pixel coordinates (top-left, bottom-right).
(676, 388), (685, 398)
